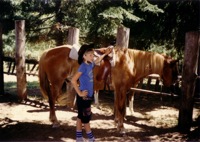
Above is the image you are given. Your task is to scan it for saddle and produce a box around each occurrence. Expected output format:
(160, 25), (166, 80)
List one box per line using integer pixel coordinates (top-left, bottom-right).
(96, 56), (111, 81)
(94, 48), (112, 91)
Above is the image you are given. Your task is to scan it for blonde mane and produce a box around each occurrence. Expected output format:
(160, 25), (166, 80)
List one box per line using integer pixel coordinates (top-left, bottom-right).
(127, 49), (165, 81)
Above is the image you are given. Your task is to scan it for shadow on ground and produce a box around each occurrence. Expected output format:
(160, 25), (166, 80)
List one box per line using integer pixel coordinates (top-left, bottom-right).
(0, 89), (199, 141)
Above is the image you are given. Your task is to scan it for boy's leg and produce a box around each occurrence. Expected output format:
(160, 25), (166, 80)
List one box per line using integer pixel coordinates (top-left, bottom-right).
(76, 118), (84, 142)
(84, 123), (91, 133)
(77, 118), (82, 130)
(84, 123), (95, 141)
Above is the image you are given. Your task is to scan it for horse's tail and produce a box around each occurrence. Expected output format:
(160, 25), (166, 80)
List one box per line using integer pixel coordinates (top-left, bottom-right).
(38, 52), (50, 99)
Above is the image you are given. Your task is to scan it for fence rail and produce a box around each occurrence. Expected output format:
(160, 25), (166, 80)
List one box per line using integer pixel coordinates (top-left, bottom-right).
(3, 56), (200, 100)
(130, 74), (182, 97)
(3, 56), (39, 76)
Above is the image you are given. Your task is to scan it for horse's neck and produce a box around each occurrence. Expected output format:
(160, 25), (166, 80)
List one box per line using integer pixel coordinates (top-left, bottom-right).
(134, 50), (164, 81)
(147, 53), (164, 75)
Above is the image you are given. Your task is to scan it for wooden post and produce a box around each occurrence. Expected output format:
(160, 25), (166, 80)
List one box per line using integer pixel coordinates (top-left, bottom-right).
(178, 31), (199, 133)
(67, 27), (79, 45)
(195, 40), (200, 97)
(116, 26), (130, 48)
(15, 20), (27, 101)
(0, 23), (4, 95)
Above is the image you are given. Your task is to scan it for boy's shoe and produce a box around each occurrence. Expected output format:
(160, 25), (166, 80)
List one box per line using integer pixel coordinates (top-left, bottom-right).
(76, 137), (85, 142)
(88, 137), (95, 142)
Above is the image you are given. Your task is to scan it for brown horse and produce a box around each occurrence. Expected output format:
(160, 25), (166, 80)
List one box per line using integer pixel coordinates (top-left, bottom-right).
(38, 45), (109, 127)
(39, 45), (178, 132)
(38, 45), (79, 127)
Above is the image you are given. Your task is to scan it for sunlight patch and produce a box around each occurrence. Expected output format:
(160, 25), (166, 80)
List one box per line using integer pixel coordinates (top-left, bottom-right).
(91, 120), (115, 129)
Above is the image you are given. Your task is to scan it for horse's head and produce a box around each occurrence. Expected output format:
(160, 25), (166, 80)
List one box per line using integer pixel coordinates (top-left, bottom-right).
(161, 58), (179, 87)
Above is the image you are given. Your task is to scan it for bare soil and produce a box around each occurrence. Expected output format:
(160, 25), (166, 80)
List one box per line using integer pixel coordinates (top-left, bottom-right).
(0, 75), (200, 142)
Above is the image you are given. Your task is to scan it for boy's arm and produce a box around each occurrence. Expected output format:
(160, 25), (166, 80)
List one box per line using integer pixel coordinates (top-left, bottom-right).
(94, 48), (112, 65)
(71, 72), (88, 97)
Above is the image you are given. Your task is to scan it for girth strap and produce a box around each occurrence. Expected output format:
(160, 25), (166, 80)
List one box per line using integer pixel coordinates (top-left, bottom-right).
(96, 57), (111, 81)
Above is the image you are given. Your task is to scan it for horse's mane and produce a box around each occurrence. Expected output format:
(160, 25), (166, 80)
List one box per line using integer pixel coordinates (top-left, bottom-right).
(115, 48), (166, 76)
(127, 48), (165, 77)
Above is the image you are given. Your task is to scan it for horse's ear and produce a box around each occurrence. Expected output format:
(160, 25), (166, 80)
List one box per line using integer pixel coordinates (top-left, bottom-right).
(170, 59), (179, 67)
(165, 58), (178, 67)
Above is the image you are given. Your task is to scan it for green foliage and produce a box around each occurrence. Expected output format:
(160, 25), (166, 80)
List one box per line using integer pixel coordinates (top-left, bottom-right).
(148, 42), (183, 60)
(2, 30), (15, 56)
(3, 31), (55, 59)
(138, 0), (164, 14)
(26, 41), (55, 59)
(4, 80), (39, 91)
(27, 81), (39, 89)
(4, 81), (16, 89)
(127, 0), (198, 56)
(99, 6), (142, 22)
(0, 0), (198, 60)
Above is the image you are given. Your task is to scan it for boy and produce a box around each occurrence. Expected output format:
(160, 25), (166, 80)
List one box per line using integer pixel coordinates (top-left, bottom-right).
(71, 44), (112, 142)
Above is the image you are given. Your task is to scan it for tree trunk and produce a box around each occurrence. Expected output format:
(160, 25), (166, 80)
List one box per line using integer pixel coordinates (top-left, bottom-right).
(15, 20), (27, 101)
(116, 26), (130, 48)
(67, 27), (79, 45)
(178, 31), (199, 133)
(195, 39), (200, 97)
(0, 23), (4, 95)
(54, 0), (64, 46)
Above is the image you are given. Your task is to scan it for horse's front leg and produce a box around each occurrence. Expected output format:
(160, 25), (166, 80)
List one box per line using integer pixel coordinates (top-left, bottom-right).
(128, 83), (138, 115)
(49, 85), (60, 128)
(114, 89), (126, 134)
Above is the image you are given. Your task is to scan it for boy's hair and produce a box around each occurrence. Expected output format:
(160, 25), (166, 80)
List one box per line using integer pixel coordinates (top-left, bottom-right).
(78, 44), (94, 64)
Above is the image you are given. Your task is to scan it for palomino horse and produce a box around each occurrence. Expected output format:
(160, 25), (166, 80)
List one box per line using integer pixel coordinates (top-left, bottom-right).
(39, 45), (178, 132)
(102, 47), (179, 133)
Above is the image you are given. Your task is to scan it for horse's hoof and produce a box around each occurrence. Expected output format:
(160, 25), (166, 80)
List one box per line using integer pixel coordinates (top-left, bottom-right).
(119, 128), (126, 136)
(94, 104), (100, 109)
(52, 123), (60, 128)
(114, 121), (118, 127)
(121, 133), (127, 137)
(96, 105), (101, 110)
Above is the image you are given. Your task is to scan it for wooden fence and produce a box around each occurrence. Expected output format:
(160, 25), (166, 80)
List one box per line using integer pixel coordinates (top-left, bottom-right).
(131, 74), (182, 97)
(3, 56), (179, 96)
(3, 56), (38, 76)
(3, 56), (200, 100)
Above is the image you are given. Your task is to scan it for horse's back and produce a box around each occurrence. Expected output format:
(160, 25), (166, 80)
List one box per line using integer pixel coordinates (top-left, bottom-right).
(41, 46), (71, 62)
(39, 45), (78, 84)
(40, 46), (71, 67)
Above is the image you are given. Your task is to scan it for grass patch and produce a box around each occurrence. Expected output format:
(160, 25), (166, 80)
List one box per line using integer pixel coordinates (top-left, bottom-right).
(4, 81), (41, 98)
(4, 81), (17, 89)
(4, 81), (39, 89)
(27, 81), (39, 89)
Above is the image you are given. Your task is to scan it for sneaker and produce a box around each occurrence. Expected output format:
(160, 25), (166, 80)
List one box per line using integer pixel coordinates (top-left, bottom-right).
(88, 137), (95, 142)
(76, 137), (85, 142)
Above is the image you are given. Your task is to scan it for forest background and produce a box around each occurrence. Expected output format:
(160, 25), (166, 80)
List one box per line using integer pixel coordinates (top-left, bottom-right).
(0, 0), (199, 61)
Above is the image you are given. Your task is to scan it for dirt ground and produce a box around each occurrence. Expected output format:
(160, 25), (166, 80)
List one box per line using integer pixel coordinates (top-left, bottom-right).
(0, 75), (200, 142)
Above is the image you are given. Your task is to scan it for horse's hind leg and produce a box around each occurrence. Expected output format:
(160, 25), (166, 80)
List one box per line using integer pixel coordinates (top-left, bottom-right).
(49, 85), (60, 128)
(127, 90), (134, 115)
(94, 90), (100, 109)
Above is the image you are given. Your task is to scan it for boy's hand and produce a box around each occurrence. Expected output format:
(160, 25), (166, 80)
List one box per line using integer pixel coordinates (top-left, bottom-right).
(79, 90), (88, 97)
(105, 48), (112, 55)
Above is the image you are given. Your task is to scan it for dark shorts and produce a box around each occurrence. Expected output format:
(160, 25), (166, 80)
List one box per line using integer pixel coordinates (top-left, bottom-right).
(76, 94), (93, 123)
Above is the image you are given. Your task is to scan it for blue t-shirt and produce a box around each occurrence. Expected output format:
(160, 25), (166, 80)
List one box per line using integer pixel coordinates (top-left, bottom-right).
(78, 62), (95, 97)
